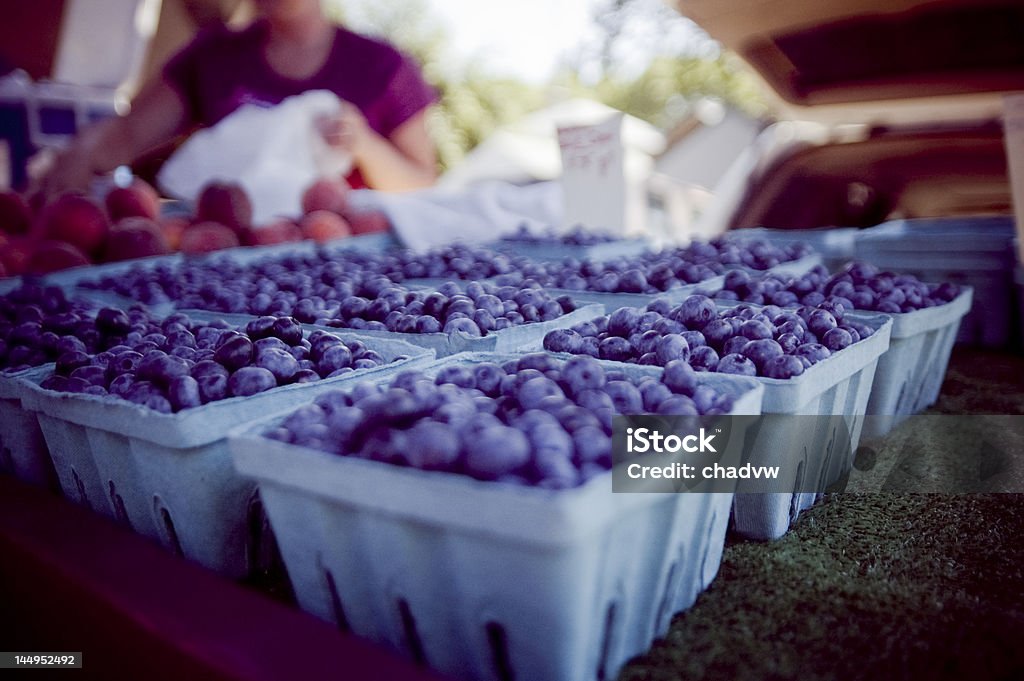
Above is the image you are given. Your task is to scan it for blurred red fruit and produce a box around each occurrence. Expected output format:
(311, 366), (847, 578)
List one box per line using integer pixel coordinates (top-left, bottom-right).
(103, 217), (171, 261)
(158, 216), (188, 251)
(0, 236), (36, 276)
(105, 178), (160, 221)
(250, 219), (303, 246)
(197, 181), (252, 235)
(0, 191), (32, 235)
(26, 240), (92, 274)
(41, 193), (109, 256)
(179, 221), (241, 254)
(301, 178), (350, 215)
(345, 209), (390, 235)
(300, 210), (351, 243)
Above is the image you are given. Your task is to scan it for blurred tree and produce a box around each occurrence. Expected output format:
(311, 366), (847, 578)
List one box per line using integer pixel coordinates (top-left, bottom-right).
(323, 0), (766, 171)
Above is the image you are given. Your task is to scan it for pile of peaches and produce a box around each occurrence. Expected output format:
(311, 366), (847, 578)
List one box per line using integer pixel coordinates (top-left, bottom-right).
(0, 177), (388, 277)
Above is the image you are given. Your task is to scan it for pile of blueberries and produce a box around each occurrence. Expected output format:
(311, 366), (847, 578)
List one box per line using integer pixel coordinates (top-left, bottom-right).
(38, 311), (390, 413)
(319, 280), (578, 337)
(0, 283), (153, 373)
(266, 353), (736, 488)
(489, 239), (812, 294)
(77, 238), (815, 314)
(499, 224), (623, 246)
(543, 294), (877, 379)
(710, 261), (961, 313)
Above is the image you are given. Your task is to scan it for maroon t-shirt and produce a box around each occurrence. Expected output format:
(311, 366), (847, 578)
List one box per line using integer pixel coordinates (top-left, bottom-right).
(163, 20), (437, 188)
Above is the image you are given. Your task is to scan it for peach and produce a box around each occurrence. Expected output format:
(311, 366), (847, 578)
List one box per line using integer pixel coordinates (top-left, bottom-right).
(0, 236), (36, 276)
(344, 209), (390, 235)
(196, 181), (252, 235)
(158, 216), (188, 251)
(300, 210), (352, 243)
(41, 193), (109, 256)
(0, 191), (32, 235)
(249, 219), (303, 246)
(179, 221), (241, 254)
(301, 178), (351, 215)
(105, 178), (160, 221)
(26, 240), (92, 274)
(103, 217), (171, 262)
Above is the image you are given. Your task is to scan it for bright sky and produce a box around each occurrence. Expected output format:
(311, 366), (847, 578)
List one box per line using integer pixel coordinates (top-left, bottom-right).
(422, 0), (600, 83)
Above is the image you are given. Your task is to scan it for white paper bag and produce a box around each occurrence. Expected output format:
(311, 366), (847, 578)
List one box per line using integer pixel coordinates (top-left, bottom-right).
(157, 90), (352, 224)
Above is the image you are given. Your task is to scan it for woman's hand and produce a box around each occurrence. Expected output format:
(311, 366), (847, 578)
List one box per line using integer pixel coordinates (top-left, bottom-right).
(316, 102), (372, 161)
(315, 102), (437, 191)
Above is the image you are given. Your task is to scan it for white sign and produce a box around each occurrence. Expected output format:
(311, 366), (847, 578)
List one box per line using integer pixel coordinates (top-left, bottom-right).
(1004, 93), (1024, 264)
(558, 113), (626, 233)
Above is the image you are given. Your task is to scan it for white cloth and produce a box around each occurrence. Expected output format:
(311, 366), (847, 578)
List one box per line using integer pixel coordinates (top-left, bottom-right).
(346, 180), (563, 252)
(157, 90), (352, 225)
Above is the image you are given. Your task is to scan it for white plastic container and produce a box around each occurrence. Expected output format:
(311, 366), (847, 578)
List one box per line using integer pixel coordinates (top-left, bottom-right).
(729, 312), (892, 540)
(855, 288), (974, 440)
(17, 331), (433, 577)
(230, 354), (763, 681)
(0, 367), (57, 490)
(549, 306), (893, 541)
(854, 216), (1016, 347)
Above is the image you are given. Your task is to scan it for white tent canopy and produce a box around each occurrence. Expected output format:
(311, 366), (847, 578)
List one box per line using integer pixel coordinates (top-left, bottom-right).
(439, 97), (667, 189)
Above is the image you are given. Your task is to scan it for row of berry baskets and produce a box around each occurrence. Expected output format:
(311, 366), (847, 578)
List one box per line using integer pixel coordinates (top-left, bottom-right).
(0, 264), (976, 681)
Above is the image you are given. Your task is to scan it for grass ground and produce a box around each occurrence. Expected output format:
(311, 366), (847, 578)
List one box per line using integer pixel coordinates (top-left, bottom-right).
(618, 347), (1024, 681)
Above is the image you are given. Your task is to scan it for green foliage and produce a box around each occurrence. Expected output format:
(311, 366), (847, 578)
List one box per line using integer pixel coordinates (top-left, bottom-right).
(325, 0), (767, 171)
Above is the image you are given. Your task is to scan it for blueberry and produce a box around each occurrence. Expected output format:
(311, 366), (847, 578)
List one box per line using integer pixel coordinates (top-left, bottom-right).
(167, 375), (202, 411)
(700, 318), (733, 349)
(517, 376), (565, 410)
(572, 425), (611, 467)
(739, 319), (773, 341)
(656, 395), (699, 415)
(742, 339), (785, 371)
(823, 327), (854, 352)
(96, 308), (131, 336)
(716, 354), (757, 376)
(640, 380), (674, 411)
(607, 307), (641, 337)
(599, 336), (634, 362)
(807, 309), (838, 337)
(604, 380), (643, 413)
(562, 355), (606, 395)
(689, 345), (720, 372)
(464, 426), (531, 480)
(722, 336), (750, 356)
(675, 295), (717, 328)
(55, 350), (91, 377)
(793, 343), (831, 366)
(655, 334), (691, 365)
(544, 328), (583, 353)
(214, 335), (253, 371)
(436, 365), (477, 389)
(762, 355), (806, 379)
(70, 365), (107, 387)
(662, 359), (698, 395)
(444, 317), (482, 337)
(404, 420), (462, 470)
(229, 366), (277, 397)
(256, 348), (300, 383)
(244, 316), (278, 340)
(472, 363), (505, 396)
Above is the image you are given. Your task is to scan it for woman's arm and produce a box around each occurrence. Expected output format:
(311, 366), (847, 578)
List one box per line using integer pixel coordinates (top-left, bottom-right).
(320, 104), (437, 191)
(37, 78), (190, 198)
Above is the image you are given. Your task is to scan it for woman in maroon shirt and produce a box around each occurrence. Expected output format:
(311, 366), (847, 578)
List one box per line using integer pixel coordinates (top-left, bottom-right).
(42, 0), (438, 194)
